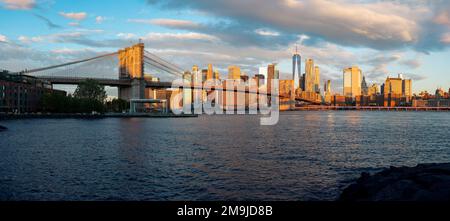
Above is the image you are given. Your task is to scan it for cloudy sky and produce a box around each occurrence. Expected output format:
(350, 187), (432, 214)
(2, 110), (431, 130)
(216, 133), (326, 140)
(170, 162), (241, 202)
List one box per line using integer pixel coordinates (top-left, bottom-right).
(1, 0), (450, 95)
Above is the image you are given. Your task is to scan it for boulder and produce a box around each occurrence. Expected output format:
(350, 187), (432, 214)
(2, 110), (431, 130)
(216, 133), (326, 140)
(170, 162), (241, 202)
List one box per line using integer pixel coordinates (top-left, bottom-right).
(339, 163), (450, 201)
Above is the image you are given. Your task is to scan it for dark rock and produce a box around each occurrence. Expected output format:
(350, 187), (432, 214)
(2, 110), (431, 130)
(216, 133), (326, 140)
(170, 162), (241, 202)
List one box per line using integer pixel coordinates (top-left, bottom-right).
(0, 125), (7, 131)
(339, 163), (450, 201)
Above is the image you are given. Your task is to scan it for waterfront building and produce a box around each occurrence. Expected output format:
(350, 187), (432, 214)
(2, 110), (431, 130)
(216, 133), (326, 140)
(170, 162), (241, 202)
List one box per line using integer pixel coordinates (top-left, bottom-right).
(279, 79), (295, 111)
(0, 70), (65, 113)
(343, 66), (362, 99)
(403, 79), (412, 99)
(331, 94), (347, 106)
(383, 74), (412, 106)
(368, 84), (379, 96)
(228, 66), (241, 80)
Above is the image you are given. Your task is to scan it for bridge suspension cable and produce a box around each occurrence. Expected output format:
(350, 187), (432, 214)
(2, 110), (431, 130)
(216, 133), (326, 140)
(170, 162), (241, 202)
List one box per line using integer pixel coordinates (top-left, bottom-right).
(143, 60), (181, 78)
(15, 52), (118, 75)
(144, 50), (184, 75)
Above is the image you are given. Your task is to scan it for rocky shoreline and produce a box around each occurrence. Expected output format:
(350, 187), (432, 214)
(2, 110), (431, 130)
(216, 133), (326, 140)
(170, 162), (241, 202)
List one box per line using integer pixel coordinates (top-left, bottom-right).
(339, 163), (450, 201)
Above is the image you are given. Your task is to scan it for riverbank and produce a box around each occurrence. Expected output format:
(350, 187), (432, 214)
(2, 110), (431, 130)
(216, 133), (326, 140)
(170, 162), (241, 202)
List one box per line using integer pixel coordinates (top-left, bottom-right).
(0, 113), (198, 120)
(339, 163), (450, 201)
(294, 106), (450, 111)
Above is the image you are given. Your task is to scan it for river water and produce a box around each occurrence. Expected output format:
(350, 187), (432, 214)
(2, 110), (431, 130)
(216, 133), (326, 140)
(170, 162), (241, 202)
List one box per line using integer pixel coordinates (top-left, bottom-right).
(1, 111), (449, 201)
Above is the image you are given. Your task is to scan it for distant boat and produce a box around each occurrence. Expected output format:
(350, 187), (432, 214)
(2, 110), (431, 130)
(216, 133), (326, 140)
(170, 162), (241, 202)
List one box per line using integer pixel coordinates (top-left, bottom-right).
(0, 125), (7, 131)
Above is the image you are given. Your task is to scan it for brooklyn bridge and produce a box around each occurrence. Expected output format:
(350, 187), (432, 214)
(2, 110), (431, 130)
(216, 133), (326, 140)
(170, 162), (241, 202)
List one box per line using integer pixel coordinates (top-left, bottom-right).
(12, 43), (321, 112)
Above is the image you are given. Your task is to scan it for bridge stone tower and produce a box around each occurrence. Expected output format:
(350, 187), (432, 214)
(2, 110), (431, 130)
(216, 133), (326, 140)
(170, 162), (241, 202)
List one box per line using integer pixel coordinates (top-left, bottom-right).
(118, 43), (146, 102)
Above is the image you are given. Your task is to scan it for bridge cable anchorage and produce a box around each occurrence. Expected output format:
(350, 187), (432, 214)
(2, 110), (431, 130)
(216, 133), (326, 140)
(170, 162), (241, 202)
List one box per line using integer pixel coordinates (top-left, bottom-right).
(144, 50), (184, 73)
(15, 52), (118, 75)
(143, 60), (182, 78)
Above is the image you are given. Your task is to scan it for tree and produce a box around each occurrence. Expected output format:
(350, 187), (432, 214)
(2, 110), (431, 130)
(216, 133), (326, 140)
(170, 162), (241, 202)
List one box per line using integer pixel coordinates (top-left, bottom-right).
(73, 79), (107, 102)
(106, 98), (129, 113)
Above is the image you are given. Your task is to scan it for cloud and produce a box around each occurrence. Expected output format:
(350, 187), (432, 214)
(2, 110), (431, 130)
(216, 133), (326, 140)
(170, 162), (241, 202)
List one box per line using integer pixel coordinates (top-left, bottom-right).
(117, 33), (137, 40)
(96, 16), (105, 24)
(0, 0), (35, 10)
(142, 32), (218, 41)
(18, 35), (43, 44)
(0, 34), (8, 42)
(68, 22), (80, 27)
(441, 33), (450, 44)
(128, 18), (201, 29)
(401, 58), (422, 69)
(254, 29), (280, 37)
(59, 12), (88, 21)
(145, 0), (450, 52)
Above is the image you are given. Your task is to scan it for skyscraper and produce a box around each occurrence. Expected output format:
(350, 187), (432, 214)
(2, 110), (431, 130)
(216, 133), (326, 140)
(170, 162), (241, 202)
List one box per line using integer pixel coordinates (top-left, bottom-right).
(259, 66), (268, 85)
(403, 79), (412, 99)
(304, 59), (315, 93)
(361, 76), (368, 96)
(343, 66), (362, 98)
(267, 63), (279, 93)
(214, 70), (220, 80)
(314, 66), (320, 93)
(368, 84), (379, 96)
(207, 64), (214, 80)
(324, 80), (332, 103)
(228, 66), (241, 80)
(292, 46), (301, 89)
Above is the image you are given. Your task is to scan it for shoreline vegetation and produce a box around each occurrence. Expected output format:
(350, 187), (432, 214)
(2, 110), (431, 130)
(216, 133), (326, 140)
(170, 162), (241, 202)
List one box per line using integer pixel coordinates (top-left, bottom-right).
(339, 163), (450, 201)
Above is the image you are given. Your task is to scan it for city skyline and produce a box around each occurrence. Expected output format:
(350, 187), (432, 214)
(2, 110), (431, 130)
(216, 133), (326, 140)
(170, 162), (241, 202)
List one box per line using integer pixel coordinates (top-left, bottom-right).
(1, 0), (450, 95)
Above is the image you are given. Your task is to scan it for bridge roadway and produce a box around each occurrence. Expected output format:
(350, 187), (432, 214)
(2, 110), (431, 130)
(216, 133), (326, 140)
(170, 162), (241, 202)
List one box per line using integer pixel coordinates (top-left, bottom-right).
(38, 76), (321, 103)
(38, 76), (173, 88)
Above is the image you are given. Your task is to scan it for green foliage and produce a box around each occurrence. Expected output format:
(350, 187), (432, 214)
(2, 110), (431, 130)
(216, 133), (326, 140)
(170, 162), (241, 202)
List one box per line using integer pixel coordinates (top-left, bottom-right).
(73, 79), (107, 102)
(40, 80), (132, 114)
(105, 98), (129, 113)
(42, 93), (105, 113)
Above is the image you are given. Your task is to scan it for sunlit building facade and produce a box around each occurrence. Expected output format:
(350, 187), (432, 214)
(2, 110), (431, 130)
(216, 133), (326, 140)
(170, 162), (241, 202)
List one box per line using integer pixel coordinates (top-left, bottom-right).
(304, 59), (315, 93)
(343, 66), (362, 98)
(228, 66), (241, 80)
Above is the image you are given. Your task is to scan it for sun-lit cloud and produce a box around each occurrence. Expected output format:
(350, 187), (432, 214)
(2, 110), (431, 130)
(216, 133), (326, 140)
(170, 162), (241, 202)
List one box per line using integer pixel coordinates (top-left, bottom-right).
(59, 12), (88, 21)
(95, 16), (105, 24)
(0, 34), (8, 42)
(0, 0), (35, 10)
(441, 33), (450, 44)
(146, 0), (427, 50)
(255, 29), (280, 37)
(128, 18), (201, 29)
(117, 33), (136, 39)
(18, 35), (42, 44)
